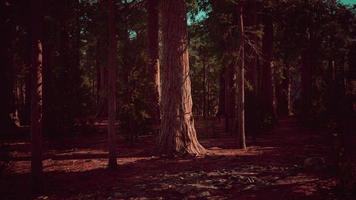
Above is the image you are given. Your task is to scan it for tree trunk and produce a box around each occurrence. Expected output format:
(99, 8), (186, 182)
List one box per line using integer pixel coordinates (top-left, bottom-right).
(301, 47), (313, 118)
(216, 67), (226, 119)
(225, 62), (235, 134)
(147, 0), (161, 125)
(245, 0), (259, 94)
(30, 0), (44, 193)
(0, 3), (15, 133)
(278, 62), (292, 116)
(203, 59), (207, 118)
(96, 0), (108, 119)
(237, 4), (246, 149)
(159, 0), (206, 156)
(96, 37), (108, 118)
(261, 10), (275, 121)
(107, 0), (117, 168)
(287, 66), (292, 116)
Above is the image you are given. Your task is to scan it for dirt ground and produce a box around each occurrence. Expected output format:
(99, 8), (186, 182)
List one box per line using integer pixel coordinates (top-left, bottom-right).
(0, 117), (355, 200)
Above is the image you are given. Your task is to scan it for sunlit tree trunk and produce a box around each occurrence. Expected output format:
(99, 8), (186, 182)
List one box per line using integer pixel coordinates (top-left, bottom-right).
(159, 0), (206, 156)
(147, 0), (161, 126)
(107, 0), (117, 168)
(236, 4), (246, 149)
(30, 0), (44, 193)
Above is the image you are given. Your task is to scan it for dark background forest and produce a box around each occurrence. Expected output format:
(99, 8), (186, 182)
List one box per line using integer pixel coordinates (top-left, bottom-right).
(0, 0), (356, 199)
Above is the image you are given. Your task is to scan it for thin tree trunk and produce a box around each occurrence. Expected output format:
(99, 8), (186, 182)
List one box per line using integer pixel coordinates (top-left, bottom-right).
(245, 0), (258, 95)
(159, 0), (206, 156)
(225, 62), (235, 134)
(23, 75), (31, 125)
(207, 74), (210, 117)
(30, 0), (44, 193)
(203, 59), (207, 118)
(107, 0), (117, 169)
(287, 64), (292, 116)
(96, 0), (108, 118)
(147, 0), (161, 125)
(278, 62), (292, 116)
(301, 46), (313, 119)
(217, 67), (226, 119)
(0, 3), (15, 132)
(237, 4), (246, 149)
(261, 10), (275, 121)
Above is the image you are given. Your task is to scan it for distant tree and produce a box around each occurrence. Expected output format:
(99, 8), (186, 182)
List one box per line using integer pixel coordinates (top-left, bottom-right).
(107, 0), (117, 169)
(261, 7), (276, 125)
(96, 0), (108, 119)
(30, 0), (44, 193)
(0, 1), (16, 133)
(146, 0), (161, 126)
(159, 0), (206, 156)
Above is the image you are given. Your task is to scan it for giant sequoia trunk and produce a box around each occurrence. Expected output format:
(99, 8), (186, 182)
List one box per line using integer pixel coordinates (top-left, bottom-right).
(107, 0), (117, 168)
(159, 0), (206, 156)
(30, 0), (44, 193)
(146, 0), (161, 125)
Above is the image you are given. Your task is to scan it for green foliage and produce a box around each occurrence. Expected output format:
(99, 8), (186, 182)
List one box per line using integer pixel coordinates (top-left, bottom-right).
(5, 0), (356, 136)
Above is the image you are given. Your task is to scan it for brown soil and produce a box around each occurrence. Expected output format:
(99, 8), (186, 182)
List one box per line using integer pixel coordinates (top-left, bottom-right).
(0, 117), (355, 200)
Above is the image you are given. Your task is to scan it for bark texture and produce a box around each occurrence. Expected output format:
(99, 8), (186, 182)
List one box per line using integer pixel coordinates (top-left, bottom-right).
(159, 0), (206, 156)
(107, 0), (117, 168)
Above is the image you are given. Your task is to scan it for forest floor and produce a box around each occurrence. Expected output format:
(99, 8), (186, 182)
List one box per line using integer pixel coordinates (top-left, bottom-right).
(0, 117), (355, 200)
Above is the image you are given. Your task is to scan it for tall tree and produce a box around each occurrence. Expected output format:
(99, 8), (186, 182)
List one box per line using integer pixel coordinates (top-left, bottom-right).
(159, 0), (206, 156)
(30, 0), (44, 193)
(146, 0), (161, 125)
(96, 0), (109, 118)
(261, 8), (276, 122)
(0, 1), (16, 133)
(107, 0), (118, 168)
(236, 3), (246, 149)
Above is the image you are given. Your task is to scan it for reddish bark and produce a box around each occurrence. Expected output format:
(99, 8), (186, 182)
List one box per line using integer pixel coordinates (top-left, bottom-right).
(159, 0), (206, 156)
